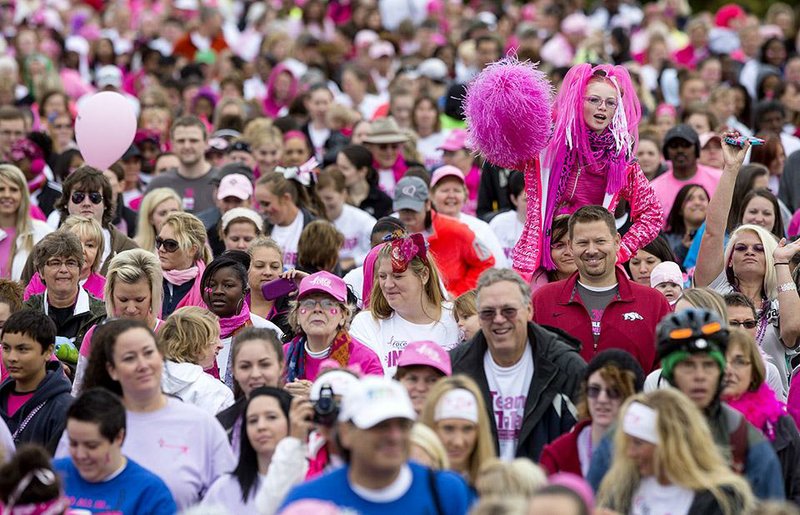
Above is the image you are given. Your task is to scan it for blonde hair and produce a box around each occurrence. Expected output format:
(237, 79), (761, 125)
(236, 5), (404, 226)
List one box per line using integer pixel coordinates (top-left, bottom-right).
(475, 458), (547, 499)
(0, 165), (34, 256)
(60, 216), (103, 272)
(724, 224), (779, 300)
(370, 245), (446, 320)
(598, 390), (754, 514)
(158, 306), (220, 364)
(247, 236), (284, 261)
(410, 423), (449, 470)
(161, 212), (212, 265)
(453, 289), (477, 322)
(104, 249), (164, 318)
(469, 497), (530, 515)
(247, 125), (283, 149)
(135, 188), (183, 251)
(420, 375), (496, 485)
(678, 287), (728, 319)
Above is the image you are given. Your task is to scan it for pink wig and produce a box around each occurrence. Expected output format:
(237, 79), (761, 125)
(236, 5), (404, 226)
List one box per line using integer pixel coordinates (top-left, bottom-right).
(540, 64), (641, 269)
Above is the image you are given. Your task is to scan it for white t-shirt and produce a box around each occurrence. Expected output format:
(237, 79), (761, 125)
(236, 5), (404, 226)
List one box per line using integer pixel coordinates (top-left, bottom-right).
(489, 210), (524, 261)
(417, 131), (449, 171)
(270, 211), (304, 268)
(483, 344), (534, 461)
(349, 304), (461, 377)
(334, 204), (377, 267)
(308, 125), (331, 162)
(458, 212), (508, 268)
(377, 169), (397, 198)
(343, 266), (365, 308)
(631, 477), (695, 515)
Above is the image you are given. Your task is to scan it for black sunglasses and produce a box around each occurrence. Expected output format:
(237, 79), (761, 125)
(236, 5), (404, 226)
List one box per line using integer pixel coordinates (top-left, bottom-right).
(71, 191), (103, 205)
(155, 237), (180, 253)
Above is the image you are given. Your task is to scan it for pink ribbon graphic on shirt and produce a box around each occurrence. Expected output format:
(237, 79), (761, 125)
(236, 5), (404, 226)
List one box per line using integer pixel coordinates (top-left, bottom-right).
(159, 438), (189, 454)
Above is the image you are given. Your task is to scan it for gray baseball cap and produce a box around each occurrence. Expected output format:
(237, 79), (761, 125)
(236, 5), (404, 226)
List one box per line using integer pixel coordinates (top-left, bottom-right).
(393, 176), (429, 212)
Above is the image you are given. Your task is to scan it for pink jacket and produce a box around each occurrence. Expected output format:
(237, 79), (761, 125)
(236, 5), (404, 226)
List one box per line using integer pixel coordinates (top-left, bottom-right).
(609, 161), (665, 263)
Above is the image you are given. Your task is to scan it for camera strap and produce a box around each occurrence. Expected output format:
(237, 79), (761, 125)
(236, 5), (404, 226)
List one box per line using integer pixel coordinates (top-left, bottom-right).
(427, 468), (443, 515)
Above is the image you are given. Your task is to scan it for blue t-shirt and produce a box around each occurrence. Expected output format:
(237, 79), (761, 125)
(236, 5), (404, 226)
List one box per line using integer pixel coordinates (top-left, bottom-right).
(53, 457), (177, 514)
(280, 462), (473, 514)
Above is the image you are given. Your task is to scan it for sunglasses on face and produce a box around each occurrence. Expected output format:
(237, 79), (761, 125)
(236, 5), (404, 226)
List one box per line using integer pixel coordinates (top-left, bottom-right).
(155, 237), (180, 253)
(478, 306), (519, 321)
(733, 243), (764, 253)
(586, 384), (622, 400)
(71, 191), (103, 205)
(378, 143), (402, 150)
(729, 319), (757, 329)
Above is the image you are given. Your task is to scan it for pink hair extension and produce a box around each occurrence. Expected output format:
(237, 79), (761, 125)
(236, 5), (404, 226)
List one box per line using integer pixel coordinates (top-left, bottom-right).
(463, 56), (554, 169)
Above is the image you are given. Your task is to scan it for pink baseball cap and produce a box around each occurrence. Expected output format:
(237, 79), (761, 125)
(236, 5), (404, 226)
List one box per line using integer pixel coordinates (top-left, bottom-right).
(430, 165), (465, 188)
(397, 341), (452, 376)
(298, 271), (347, 302)
(699, 132), (721, 149)
(369, 40), (395, 60)
(437, 129), (469, 151)
(217, 173), (254, 200)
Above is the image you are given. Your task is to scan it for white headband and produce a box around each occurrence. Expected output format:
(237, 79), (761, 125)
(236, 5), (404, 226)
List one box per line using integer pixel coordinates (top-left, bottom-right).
(623, 402), (659, 445)
(434, 389), (479, 423)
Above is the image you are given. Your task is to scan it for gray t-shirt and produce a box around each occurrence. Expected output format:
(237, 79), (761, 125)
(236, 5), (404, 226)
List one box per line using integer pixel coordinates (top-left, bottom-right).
(577, 282), (619, 345)
(146, 168), (217, 214)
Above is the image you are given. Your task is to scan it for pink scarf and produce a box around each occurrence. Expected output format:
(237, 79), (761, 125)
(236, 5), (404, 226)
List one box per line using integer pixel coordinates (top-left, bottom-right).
(165, 261), (208, 317)
(219, 298), (252, 339)
(726, 383), (787, 442)
(163, 265), (199, 286)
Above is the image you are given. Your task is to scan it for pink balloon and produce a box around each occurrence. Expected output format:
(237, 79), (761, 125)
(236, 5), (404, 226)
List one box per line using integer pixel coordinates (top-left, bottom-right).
(75, 91), (137, 169)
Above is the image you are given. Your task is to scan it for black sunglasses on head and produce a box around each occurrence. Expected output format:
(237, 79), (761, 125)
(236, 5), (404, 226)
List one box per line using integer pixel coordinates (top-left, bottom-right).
(71, 191), (103, 205)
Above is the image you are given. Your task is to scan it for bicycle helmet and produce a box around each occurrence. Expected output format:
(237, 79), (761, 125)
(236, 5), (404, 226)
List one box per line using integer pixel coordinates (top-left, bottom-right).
(656, 308), (729, 382)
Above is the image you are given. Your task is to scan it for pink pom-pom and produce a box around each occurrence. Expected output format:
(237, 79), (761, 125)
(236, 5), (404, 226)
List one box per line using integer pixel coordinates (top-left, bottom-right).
(464, 56), (554, 169)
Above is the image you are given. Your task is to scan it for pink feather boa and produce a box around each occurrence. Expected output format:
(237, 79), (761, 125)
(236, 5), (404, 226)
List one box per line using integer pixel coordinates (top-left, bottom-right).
(725, 382), (788, 442)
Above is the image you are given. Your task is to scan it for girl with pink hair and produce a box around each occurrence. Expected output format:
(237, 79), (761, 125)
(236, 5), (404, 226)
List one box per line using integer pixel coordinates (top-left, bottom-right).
(538, 63), (663, 271)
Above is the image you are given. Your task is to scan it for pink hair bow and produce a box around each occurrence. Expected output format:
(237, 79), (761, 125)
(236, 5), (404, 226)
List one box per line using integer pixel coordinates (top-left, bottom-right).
(275, 157), (319, 187)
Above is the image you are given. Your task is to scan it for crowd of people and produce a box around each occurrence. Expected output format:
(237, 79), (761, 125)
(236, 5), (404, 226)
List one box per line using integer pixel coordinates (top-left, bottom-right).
(1, 0), (800, 514)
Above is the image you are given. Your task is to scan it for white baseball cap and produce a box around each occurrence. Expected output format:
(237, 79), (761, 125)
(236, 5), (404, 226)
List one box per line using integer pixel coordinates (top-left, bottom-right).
(338, 376), (416, 429)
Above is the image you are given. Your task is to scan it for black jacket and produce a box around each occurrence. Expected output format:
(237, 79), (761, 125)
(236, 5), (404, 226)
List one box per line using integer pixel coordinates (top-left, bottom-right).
(450, 322), (587, 461)
(0, 361), (72, 453)
(301, 124), (350, 167)
(358, 185), (392, 219)
(217, 396), (246, 443)
(773, 414), (800, 503)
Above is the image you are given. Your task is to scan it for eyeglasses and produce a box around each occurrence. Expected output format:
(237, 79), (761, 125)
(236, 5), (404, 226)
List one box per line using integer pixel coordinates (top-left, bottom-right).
(729, 319), (757, 329)
(71, 191), (103, 205)
(478, 306), (519, 321)
(727, 356), (752, 369)
(155, 237), (180, 253)
(299, 298), (339, 311)
(584, 95), (618, 110)
(668, 321), (723, 341)
(733, 243), (765, 253)
(586, 384), (622, 400)
(45, 258), (80, 269)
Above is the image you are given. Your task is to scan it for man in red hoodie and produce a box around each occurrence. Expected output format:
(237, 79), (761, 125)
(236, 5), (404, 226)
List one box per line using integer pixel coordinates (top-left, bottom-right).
(393, 176), (494, 296)
(532, 205), (670, 372)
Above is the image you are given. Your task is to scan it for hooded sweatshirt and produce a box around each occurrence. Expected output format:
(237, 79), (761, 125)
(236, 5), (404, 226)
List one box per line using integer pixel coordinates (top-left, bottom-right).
(161, 361), (234, 417)
(0, 361), (72, 450)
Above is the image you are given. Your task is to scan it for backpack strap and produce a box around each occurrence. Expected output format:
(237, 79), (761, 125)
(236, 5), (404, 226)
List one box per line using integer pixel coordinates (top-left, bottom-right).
(428, 468), (444, 515)
(729, 415), (749, 474)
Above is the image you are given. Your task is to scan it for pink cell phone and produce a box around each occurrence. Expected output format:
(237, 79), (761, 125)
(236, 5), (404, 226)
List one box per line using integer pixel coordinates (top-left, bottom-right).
(262, 278), (297, 300)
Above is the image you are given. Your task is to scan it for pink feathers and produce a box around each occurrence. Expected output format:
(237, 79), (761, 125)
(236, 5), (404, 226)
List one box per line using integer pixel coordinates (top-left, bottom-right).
(464, 56), (554, 169)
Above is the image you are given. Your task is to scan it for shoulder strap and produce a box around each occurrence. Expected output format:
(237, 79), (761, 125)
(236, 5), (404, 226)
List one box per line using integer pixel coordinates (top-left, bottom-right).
(428, 468), (444, 515)
(729, 416), (749, 474)
(11, 400), (48, 443)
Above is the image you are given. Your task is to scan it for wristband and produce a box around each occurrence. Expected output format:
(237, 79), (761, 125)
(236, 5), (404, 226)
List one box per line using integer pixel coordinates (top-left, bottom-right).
(775, 262), (790, 266)
(778, 282), (797, 293)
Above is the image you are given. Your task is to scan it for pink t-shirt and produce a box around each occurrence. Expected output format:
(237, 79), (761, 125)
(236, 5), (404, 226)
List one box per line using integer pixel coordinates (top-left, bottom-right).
(0, 227), (15, 278)
(650, 164), (722, 225)
(6, 391), (33, 417)
(282, 337), (384, 381)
